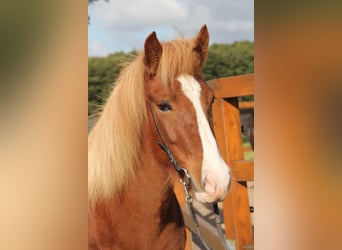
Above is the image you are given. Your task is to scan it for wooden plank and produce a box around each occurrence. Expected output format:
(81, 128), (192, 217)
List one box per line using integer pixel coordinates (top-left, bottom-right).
(208, 74), (254, 98)
(181, 206), (226, 250)
(223, 181), (253, 249)
(231, 160), (254, 181)
(243, 147), (253, 153)
(221, 98), (244, 161)
(239, 101), (254, 110)
(212, 99), (229, 161)
(212, 98), (236, 241)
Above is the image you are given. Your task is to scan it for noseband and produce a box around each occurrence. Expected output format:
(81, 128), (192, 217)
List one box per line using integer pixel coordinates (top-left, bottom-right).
(148, 102), (231, 250)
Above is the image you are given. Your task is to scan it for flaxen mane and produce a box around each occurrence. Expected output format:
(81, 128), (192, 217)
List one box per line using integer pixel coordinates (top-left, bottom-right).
(88, 36), (202, 203)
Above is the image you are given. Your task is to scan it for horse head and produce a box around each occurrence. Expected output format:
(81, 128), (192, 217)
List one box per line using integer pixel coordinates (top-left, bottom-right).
(143, 25), (231, 203)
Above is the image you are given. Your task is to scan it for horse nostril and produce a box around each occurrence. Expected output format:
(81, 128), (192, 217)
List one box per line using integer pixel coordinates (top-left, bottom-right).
(202, 175), (207, 189)
(202, 174), (218, 194)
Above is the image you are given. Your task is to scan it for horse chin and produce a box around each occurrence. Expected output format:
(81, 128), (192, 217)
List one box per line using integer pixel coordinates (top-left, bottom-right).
(194, 191), (227, 204)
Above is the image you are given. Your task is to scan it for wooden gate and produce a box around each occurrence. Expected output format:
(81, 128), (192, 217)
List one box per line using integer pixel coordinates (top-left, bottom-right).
(175, 73), (254, 250)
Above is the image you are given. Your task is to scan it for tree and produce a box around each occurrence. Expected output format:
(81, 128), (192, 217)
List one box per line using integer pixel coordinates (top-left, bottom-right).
(203, 41), (254, 80)
(88, 51), (137, 115)
(88, 0), (109, 24)
(88, 42), (254, 116)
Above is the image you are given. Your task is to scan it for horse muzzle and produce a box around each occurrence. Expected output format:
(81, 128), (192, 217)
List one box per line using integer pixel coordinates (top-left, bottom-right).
(195, 168), (231, 203)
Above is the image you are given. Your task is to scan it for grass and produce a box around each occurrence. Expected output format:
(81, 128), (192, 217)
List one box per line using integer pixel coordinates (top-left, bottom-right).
(242, 134), (254, 160)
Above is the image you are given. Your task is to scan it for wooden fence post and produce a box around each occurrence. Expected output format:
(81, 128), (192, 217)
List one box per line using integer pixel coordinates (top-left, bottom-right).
(209, 75), (254, 250)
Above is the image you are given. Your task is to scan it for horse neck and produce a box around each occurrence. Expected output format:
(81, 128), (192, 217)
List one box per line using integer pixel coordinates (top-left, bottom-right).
(113, 117), (185, 247)
(89, 110), (186, 250)
(135, 115), (179, 204)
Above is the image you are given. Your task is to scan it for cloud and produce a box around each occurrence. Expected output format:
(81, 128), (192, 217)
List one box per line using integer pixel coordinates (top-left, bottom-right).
(88, 0), (253, 56)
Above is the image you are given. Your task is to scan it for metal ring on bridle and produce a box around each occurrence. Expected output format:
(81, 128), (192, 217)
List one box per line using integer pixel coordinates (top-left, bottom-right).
(178, 167), (191, 186)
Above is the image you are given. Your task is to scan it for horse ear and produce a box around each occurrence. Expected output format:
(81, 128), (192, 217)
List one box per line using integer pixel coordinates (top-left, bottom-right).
(193, 25), (209, 67)
(144, 31), (162, 78)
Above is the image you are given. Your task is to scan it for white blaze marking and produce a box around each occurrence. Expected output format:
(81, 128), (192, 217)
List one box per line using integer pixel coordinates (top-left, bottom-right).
(177, 74), (230, 203)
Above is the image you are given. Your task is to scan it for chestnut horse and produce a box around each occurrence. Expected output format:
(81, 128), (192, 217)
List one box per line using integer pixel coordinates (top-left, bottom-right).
(88, 25), (231, 250)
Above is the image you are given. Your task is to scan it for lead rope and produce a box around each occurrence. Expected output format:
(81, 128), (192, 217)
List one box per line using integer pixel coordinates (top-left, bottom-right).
(182, 174), (230, 250)
(149, 102), (231, 250)
(181, 174), (230, 250)
(179, 170), (211, 250)
(213, 203), (231, 250)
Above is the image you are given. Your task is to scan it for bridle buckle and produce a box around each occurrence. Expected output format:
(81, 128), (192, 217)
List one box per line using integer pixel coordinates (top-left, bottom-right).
(178, 167), (192, 203)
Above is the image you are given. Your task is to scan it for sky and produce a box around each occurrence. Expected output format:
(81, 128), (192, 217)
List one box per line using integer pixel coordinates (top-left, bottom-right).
(88, 0), (254, 57)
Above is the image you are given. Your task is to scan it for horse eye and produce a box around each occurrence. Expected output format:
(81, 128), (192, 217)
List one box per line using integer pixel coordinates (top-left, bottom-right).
(157, 101), (172, 112)
(210, 96), (215, 105)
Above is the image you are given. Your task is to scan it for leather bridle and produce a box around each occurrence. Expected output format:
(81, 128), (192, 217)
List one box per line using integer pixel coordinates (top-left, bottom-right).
(148, 101), (231, 250)
(148, 101), (192, 189)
